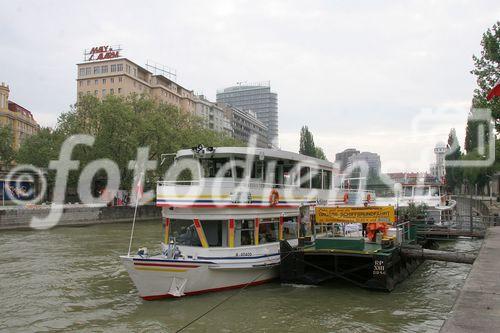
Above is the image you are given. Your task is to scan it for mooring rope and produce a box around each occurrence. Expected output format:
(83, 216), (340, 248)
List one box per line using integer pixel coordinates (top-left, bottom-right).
(175, 253), (292, 333)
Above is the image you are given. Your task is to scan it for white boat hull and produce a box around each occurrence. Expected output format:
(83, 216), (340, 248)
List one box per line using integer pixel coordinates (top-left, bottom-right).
(120, 242), (289, 300)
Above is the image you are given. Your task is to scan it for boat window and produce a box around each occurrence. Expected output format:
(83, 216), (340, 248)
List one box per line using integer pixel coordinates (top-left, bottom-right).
(283, 216), (298, 240)
(200, 220), (223, 247)
(403, 186), (413, 197)
(253, 161), (264, 180)
(283, 162), (298, 186)
(235, 219), (255, 246)
(430, 187), (439, 196)
(201, 158), (232, 178)
(170, 219), (201, 246)
(259, 218), (279, 243)
(414, 187), (429, 196)
(300, 166), (310, 188)
(234, 157), (246, 179)
(311, 169), (322, 189)
(322, 170), (332, 189)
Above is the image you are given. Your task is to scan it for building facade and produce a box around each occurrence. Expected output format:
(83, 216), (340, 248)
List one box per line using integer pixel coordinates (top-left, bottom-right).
(77, 55), (196, 114)
(194, 95), (232, 136)
(220, 103), (269, 148)
(0, 83), (40, 149)
(335, 148), (360, 172)
(216, 82), (278, 147)
(347, 151), (381, 176)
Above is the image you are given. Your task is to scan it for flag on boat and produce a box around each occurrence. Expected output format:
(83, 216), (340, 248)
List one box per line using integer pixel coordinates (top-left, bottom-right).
(486, 79), (500, 101)
(131, 173), (144, 204)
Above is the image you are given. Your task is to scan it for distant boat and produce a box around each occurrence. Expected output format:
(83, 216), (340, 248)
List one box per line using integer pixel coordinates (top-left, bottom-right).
(378, 183), (456, 224)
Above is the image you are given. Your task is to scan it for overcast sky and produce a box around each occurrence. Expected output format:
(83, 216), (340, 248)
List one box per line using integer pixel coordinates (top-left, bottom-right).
(1, 0), (499, 172)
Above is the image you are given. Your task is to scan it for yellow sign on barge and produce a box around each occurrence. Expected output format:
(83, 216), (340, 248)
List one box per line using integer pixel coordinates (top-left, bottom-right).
(315, 206), (395, 224)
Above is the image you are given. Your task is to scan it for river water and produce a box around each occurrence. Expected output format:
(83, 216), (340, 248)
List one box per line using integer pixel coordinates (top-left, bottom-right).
(0, 220), (481, 333)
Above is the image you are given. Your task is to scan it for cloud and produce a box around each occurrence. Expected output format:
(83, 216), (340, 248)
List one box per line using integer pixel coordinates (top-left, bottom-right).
(1, 0), (498, 172)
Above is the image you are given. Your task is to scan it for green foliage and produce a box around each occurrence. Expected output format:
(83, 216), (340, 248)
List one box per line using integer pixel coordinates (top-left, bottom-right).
(16, 127), (64, 192)
(16, 94), (242, 195)
(314, 147), (326, 160)
(0, 125), (15, 166)
(398, 203), (428, 222)
(470, 21), (500, 134)
(459, 21), (500, 193)
(299, 126), (328, 160)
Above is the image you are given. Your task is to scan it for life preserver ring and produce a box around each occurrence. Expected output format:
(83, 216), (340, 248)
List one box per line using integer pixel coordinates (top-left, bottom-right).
(269, 189), (280, 206)
(366, 193), (371, 203)
(343, 193), (349, 203)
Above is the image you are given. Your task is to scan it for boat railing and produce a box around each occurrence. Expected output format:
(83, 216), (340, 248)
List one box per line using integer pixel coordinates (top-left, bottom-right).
(157, 179), (301, 189)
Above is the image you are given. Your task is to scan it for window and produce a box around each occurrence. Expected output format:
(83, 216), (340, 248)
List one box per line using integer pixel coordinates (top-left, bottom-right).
(170, 219), (201, 246)
(133, 68), (137, 77)
(283, 216), (298, 240)
(79, 68), (85, 76)
(117, 64), (123, 71)
(94, 66), (100, 74)
(110, 77), (114, 83)
(118, 76), (122, 82)
(126, 64), (130, 74)
(79, 81), (83, 87)
(86, 80), (90, 86)
(258, 218), (279, 244)
(102, 89), (106, 96)
(85, 67), (91, 75)
(311, 169), (322, 189)
(110, 88), (114, 95)
(322, 170), (332, 189)
(102, 78), (106, 84)
(201, 220), (224, 247)
(94, 90), (98, 96)
(95, 79), (98, 85)
(300, 166), (310, 188)
(236, 220), (254, 246)
(200, 158), (231, 177)
(101, 65), (108, 73)
(403, 187), (413, 197)
(118, 88), (122, 93)
(111, 64), (117, 72)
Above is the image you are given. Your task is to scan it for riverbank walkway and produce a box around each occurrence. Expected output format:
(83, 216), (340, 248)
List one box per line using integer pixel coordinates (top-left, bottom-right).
(440, 226), (500, 332)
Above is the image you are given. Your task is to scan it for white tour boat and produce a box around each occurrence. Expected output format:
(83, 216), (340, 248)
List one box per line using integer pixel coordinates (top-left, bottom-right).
(379, 183), (456, 224)
(121, 146), (374, 300)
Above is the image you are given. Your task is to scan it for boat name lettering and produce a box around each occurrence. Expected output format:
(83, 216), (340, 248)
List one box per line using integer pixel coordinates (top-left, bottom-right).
(373, 260), (386, 275)
(235, 252), (252, 257)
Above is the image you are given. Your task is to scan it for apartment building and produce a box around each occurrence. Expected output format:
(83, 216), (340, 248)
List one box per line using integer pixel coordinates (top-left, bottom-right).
(76, 47), (196, 114)
(219, 103), (269, 148)
(0, 82), (40, 149)
(194, 95), (232, 136)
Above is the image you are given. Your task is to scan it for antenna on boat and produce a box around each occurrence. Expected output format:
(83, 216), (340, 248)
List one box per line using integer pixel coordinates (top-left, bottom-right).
(127, 171), (144, 257)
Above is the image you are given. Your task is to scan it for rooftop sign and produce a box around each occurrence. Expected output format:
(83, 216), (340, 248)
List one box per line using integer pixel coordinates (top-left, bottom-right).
(84, 45), (121, 62)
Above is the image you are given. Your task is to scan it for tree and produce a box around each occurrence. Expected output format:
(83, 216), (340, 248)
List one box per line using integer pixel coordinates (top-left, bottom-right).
(314, 147), (327, 160)
(0, 125), (15, 166)
(470, 21), (500, 133)
(461, 21), (500, 193)
(445, 128), (463, 192)
(17, 94), (242, 200)
(299, 126), (316, 157)
(299, 126), (328, 160)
